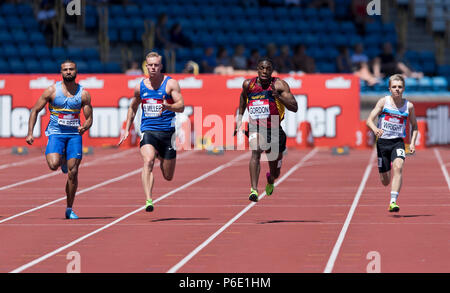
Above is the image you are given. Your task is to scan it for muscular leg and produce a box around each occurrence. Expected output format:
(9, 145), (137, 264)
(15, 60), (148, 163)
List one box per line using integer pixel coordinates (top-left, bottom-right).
(267, 152), (283, 184)
(46, 153), (62, 171)
(140, 144), (157, 201)
(379, 171), (391, 186)
(159, 157), (176, 181)
(390, 158), (404, 193)
(65, 158), (81, 208)
(249, 150), (262, 191)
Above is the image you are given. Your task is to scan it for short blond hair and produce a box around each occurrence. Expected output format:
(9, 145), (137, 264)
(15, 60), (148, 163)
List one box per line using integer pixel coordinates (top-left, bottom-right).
(145, 52), (162, 61)
(388, 74), (405, 88)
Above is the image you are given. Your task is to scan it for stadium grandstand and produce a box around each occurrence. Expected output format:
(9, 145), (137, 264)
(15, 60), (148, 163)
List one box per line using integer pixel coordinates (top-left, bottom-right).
(0, 0), (448, 95)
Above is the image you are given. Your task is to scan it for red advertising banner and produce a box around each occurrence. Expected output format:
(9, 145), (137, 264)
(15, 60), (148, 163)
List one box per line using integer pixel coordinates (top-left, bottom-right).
(0, 74), (361, 148)
(413, 102), (450, 145)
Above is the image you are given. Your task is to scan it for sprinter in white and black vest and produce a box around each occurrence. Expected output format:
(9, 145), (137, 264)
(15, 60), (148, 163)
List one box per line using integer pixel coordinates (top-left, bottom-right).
(366, 74), (418, 212)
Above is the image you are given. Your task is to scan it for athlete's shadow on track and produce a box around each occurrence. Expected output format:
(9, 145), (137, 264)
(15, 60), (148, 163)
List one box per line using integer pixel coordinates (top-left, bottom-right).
(390, 214), (434, 218)
(151, 217), (210, 222)
(258, 220), (321, 224)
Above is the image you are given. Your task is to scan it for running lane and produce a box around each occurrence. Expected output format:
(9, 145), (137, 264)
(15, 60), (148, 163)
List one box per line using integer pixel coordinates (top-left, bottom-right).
(331, 147), (450, 273)
(9, 149), (307, 272)
(1, 150), (235, 272)
(169, 148), (374, 273)
(0, 148), (139, 218)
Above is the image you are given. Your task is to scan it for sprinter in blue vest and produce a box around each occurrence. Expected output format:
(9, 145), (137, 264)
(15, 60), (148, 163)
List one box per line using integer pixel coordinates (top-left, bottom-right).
(26, 60), (93, 219)
(119, 52), (185, 212)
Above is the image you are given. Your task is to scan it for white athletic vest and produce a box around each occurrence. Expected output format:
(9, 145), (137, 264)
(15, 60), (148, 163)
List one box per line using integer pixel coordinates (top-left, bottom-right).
(377, 96), (409, 139)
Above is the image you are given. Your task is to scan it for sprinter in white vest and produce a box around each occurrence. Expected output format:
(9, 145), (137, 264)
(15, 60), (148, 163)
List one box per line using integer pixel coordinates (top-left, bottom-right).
(366, 74), (418, 212)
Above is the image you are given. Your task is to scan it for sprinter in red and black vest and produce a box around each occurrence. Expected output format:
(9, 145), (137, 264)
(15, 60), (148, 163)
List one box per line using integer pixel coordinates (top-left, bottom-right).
(234, 57), (298, 202)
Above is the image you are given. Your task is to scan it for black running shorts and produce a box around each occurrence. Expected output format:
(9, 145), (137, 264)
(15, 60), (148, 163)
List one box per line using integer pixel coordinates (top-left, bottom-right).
(248, 123), (287, 155)
(376, 137), (406, 173)
(140, 130), (176, 160)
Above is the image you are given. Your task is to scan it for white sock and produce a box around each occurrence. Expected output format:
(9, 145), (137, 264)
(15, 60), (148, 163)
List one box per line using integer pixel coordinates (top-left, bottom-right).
(390, 192), (399, 204)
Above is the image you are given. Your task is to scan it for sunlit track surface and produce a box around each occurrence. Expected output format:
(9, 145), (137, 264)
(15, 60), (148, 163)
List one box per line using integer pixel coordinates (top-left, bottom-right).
(0, 147), (448, 273)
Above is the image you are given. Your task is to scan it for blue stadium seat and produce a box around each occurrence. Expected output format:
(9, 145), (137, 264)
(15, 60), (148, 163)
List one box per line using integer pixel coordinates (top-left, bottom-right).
(403, 51), (418, 63)
(25, 59), (40, 73)
(76, 61), (89, 73)
(125, 5), (140, 18)
(85, 15), (97, 29)
(130, 18), (144, 30)
(66, 48), (83, 60)
(109, 5), (123, 17)
(119, 29), (134, 42)
(0, 59), (10, 73)
(135, 28), (145, 42)
(310, 21), (326, 33)
(417, 76), (432, 91)
(318, 8), (333, 20)
(8, 58), (26, 73)
(2, 44), (18, 58)
(323, 47), (339, 61)
(108, 29), (119, 42)
(421, 61), (436, 75)
(104, 62), (122, 73)
(51, 47), (66, 60)
(30, 33), (46, 46)
(432, 76), (448, 91)
(419, 51), (435, 62)
(5, 16), (23, 29)
(437, 65), (450, 76)
(382, 23), (396, 34)
(0, 31), (13, 43)
(365, 22), (382, 34)
(317, 62), (337, 73)
(1, 4), (17, 15)
(404, 77), (418, 91)
(12, 30), (27, 43)
(116, 17), (132, 30)
(41, 59), (58, 73)
(22, 18), (39, 30)
(82, 48), (100, 61)
(17, 3), (34, 16)
(18, 45), (34, 58)
(88, 60), (105, 73)
(340, 21), (357, 35)
(304, 7), (318, 19)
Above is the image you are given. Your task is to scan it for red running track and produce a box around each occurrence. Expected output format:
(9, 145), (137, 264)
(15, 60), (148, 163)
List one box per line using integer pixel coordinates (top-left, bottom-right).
(0, 146), (448, 273)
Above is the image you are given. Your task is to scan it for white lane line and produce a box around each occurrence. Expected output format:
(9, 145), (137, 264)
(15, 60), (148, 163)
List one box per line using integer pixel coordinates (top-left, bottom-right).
(0, 148), (136, 192)
(167, 148), (318, 273)
(9, 152), (248, 273)
(0, 149), (190, 224)
(434, 148), (450, 191)
(323, 148), (376, 273)
(0, 156), (43, 170)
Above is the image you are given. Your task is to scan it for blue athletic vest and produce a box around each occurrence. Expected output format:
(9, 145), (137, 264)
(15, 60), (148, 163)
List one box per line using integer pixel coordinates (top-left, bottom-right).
(45, 81), (83, 136)
(140, 76), (175, 132)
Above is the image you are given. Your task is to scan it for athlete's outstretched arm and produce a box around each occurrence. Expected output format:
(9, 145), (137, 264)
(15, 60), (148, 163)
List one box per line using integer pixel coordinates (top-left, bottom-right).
(274, 79), (298, 112)
(163, 79), (184, 113)
(118, 84), (141, 145)
(408, 103), (418, 154)
(234, 79), (249, 136)
(26, 85), (54, 145)
(79, 90), (93, 135)
(366, 97), (386, 138)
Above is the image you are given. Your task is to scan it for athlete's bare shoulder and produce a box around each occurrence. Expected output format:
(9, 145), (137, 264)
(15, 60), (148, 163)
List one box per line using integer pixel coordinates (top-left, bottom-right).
(42, 84), (57, 100)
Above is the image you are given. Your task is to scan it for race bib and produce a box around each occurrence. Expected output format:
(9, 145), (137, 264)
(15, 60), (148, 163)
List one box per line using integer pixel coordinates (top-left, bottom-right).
(143, 98), (163, 117)
(57, 113), (80, 127)
(380, 116), (404, 136)
(248, 99), (270, 120)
